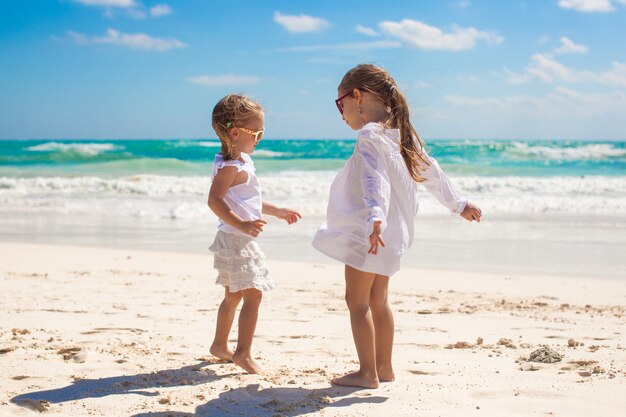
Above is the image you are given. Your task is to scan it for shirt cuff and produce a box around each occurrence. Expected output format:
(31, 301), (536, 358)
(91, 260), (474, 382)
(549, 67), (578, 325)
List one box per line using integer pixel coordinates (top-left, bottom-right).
(368, 216), (386, 236)
(452, 198), (468, 214)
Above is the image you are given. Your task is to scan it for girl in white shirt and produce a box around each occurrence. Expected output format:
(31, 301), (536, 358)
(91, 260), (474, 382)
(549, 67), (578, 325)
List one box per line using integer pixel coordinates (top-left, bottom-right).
(313, 64), (482, 388)
(208, 94), (301, 374)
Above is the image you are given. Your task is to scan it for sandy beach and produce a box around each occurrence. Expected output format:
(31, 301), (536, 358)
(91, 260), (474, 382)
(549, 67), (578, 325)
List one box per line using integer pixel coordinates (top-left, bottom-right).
(1, 242), (625, 416)
(3, 0), (626, 415)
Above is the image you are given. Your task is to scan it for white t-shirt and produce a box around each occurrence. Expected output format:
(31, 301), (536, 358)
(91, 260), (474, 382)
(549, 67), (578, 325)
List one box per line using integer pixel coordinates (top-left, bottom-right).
(312, 122), (467, 276)
(212, 153), (262, 237)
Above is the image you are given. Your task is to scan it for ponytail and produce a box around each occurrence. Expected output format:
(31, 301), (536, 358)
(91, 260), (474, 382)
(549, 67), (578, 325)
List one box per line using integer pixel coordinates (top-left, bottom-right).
(387, 86), (430, 182)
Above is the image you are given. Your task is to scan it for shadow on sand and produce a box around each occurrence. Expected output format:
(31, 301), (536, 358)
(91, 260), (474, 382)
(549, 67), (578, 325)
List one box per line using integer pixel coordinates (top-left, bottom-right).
(130, 383), (388, 417)
(12, 361), (387, 416)
(11, 361), (231, 411)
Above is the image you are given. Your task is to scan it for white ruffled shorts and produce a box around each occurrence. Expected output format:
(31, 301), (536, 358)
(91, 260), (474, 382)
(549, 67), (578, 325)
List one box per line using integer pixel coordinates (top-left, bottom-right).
(209, 230), (276, 293)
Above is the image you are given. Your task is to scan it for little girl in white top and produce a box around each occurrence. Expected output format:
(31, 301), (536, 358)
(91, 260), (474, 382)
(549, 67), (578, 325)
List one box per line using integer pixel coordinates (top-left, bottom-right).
(208, 94), (301, 374)
(312, 64), (482, 388)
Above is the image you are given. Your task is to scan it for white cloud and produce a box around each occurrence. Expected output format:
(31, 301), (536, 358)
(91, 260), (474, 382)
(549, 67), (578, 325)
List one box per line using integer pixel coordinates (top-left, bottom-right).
(72, 0), (171, 19)
(445, 94), (544, 108)
(150, 4), (172, 17)
(277, 40), (401, 52)
(441, 87), (626, 139)
(273, 11), (330, 33)
(72, 0), (136, 7)
(446, 87), (626, 111)
(506, 53), (626, 86)
(504, 68), (532, 84)
(67, 28), (186, 51)
(187, 75), (261, 87)
(548, 86), (626, 106)
(554, 36), (588, 54)
(125, 8), (146, 19)
(355, 25), (379, 37)
(528, 54), (576, 82)
(414, 80), (431, 88)
(558, 0), (614, 12)
(66, 31), (90, 44)
(445, 96), (509, 108)
(378, 19), (503, 51)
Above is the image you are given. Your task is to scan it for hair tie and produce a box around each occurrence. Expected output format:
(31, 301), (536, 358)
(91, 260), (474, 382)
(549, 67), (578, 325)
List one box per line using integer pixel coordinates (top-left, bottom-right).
(389, 85), (396, 93)
(226, 121), (232, 128)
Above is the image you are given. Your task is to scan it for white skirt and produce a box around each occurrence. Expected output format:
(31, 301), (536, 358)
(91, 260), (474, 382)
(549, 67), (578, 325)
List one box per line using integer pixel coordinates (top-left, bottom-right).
(209, 231), (276, 293)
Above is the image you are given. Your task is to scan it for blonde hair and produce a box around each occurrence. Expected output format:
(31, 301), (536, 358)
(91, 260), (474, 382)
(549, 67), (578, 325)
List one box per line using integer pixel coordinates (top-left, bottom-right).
(211, 94), (263, 160)
(339, 64), (430, 182)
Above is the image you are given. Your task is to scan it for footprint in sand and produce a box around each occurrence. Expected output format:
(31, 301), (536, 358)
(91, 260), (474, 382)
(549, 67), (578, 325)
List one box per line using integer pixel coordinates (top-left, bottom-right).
(80, 327), (146, 335)
(57, 347), (87, 363)
(410, 370), (437, 375)
(445, 341), (473, 349)
(14, 399), (50, 412)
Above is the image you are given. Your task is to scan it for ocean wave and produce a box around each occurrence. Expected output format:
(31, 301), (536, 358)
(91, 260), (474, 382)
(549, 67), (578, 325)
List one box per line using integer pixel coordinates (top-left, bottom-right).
(508, 142), (626, 161)
(25, 142), (122, 156)
(0, 175), (210, 197)
(1, 173), (626, 219)
(197, 141), (222, 148)
(77, 158), (208, 175)
(253, 150), (291, 158)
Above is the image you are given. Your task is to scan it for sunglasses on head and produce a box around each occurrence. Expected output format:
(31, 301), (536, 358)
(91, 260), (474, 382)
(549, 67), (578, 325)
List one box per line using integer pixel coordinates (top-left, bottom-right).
(237, 126), (265, 141)
(335, 91), (352, 115)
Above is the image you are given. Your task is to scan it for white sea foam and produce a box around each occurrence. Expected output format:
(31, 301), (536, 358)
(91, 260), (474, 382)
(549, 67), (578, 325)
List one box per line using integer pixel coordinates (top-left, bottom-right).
(252, 150), (291, 157)
(508, 142), (626, 160)
(197, 141), (222, 148)
(1, 173), (625, 219)
(194, 144), (289, 156)
(25, 142), (121, 156)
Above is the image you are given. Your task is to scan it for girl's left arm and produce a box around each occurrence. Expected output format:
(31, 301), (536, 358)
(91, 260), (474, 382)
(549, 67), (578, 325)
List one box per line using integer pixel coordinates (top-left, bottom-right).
(421, 153), (482, 222)
(262, 202), (302, 225)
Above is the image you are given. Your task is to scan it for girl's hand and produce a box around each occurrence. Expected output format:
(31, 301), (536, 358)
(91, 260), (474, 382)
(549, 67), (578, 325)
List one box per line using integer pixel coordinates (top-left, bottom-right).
(239, 219), (267, 237)
(460, 202), (482, 223)
(275, 208), (302, 225)
(368, 221), (385, 255)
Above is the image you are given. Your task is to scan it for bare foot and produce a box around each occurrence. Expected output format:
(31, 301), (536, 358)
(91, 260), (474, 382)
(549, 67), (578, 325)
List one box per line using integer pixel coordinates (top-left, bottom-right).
(331, 371), (379, 389)
(209, 344), (234, 362)
(377, 366), (395, 382)
(232, 351), (262, 374)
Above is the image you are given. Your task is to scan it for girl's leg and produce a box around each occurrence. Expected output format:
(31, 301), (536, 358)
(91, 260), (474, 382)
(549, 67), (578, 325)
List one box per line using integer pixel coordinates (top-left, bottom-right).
(331, 265), (379, 389)
(370, 274), (395, 382)
(232, 288), (263, 374)
(210, 286), (243, 361)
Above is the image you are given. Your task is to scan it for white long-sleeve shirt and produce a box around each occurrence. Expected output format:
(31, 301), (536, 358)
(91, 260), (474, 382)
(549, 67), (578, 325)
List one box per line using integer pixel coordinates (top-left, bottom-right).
(312, 122), (467, 276)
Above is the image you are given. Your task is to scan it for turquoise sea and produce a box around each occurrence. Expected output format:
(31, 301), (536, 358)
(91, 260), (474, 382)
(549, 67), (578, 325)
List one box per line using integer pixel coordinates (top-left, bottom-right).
(1, 138), (625, 278)
(1, 139), (625, 177)
(1, 138), (625, 221)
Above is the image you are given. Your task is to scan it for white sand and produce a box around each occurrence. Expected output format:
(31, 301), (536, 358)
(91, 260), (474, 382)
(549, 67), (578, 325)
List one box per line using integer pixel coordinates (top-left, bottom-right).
(1, 242), (625, 416)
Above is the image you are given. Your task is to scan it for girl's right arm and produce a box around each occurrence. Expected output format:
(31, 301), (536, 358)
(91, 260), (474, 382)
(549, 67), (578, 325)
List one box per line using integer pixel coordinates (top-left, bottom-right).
(208, 166), (266, 237)
(358, 134), (391, 255)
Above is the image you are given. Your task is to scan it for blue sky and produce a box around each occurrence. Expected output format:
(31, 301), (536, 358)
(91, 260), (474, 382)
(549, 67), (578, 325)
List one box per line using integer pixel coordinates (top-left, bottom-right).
(1, 0), (625, 140)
